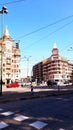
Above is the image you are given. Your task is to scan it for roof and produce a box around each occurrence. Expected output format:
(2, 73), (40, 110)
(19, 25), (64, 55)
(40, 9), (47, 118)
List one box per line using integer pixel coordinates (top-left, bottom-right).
(53, 42), (57, 48)
(3, 26), (10, 37)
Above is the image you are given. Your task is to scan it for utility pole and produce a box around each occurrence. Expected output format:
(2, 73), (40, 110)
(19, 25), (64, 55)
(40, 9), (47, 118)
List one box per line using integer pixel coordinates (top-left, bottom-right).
(24, 56), (31, 81)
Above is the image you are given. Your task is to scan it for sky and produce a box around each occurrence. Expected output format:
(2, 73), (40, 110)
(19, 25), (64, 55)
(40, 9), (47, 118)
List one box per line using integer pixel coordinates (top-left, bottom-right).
(0, 0), (73, 78)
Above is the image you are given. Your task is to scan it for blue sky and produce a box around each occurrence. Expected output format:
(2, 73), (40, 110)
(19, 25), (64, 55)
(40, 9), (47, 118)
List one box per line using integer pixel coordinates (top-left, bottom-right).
(0, 0), (73, 77)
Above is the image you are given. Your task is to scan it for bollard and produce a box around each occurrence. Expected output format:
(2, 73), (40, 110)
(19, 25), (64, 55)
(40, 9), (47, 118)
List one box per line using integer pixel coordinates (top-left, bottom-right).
(31, 85), (33, 95)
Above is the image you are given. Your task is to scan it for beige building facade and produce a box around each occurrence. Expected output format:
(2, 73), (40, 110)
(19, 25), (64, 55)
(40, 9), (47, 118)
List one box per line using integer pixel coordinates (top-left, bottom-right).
(33, 43), (73, 85)
(0, 27), (21, 84)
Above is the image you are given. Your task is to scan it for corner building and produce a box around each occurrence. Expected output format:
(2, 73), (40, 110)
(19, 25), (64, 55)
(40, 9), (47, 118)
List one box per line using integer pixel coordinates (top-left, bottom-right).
(0, 27), (21, 84)
(33, 43), (73, 85)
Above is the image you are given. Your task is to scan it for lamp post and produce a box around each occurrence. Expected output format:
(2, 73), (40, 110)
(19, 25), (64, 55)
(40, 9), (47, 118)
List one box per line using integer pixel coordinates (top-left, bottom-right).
(0, 6), (8, 96)
(24, 56), (31, 81)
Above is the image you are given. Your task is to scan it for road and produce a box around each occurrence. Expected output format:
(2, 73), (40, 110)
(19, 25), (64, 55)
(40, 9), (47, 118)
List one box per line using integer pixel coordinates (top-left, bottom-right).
(2, 85), (57, 94)
(0, 93), (73, 130)
(2, 84), (73, 94)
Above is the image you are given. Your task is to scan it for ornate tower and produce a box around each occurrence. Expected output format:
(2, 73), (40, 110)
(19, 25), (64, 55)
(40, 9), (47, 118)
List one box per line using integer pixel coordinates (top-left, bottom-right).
(52, 42), (59, 56)
(0, 26), (21, 84)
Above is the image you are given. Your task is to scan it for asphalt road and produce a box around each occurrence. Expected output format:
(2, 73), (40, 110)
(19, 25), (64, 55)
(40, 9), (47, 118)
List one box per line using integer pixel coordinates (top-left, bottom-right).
(2, 85), (52, 93)
(2, 84), (73, 94)
(0, 93), (73, 130)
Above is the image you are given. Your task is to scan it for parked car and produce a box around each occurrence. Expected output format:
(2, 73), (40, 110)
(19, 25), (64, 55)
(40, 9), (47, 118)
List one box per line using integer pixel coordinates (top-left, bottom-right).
(0, 80), (5, 84)
(64, 80), (72, 85)
(18, 82), (24, 87)
(19, 82), (31, 87)
(6, 82), (19, 88)
(25, 82), (31, 86)
(47, 80), (57, 86)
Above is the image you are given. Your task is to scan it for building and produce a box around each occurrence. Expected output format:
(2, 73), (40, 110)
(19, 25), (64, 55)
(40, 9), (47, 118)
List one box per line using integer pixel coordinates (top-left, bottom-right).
(33, 43), (73, 85)
(0, 27), (21, 84)
(33, 61), (43, 84)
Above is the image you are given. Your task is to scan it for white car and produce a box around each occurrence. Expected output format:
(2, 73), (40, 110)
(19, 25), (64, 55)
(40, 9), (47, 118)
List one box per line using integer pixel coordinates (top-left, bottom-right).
(19, 82), (31, 87)
(25, 82), (31, 86)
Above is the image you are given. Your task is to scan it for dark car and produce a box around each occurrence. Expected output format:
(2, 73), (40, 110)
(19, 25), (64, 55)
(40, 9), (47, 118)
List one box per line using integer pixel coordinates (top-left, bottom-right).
(6, 82), (19, 88)
(0, 80), (5, 84)
(64, 80), (72, 85)
(47, 80), (57, 86)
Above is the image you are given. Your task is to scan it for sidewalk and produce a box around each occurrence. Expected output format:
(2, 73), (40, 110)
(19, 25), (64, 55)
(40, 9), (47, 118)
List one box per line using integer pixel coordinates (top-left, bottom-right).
(0, 86), (73, 103)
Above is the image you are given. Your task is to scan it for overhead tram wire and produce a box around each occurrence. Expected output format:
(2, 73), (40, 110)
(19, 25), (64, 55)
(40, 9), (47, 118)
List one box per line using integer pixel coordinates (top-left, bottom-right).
(60, 42), (73, 53)
(19, 20), (73, 51)
(15, 14), (73, 40)
(0, 1), (73, 53)
(0, 1), (73, 40)
(0, 0), (26, 5)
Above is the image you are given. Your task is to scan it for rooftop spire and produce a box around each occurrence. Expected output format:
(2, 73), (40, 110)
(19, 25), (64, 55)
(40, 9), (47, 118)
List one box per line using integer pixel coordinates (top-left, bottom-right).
(3, 26), (10, 37)
(53, 42), (57, 48)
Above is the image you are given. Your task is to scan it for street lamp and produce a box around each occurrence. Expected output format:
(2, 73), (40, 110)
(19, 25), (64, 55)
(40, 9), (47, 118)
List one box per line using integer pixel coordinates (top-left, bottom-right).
(24, 56), (31, 80)
(0, 6), (8, 96)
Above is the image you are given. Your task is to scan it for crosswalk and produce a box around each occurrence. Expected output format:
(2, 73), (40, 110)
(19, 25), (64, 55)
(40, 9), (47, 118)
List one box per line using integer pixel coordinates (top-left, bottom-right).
(0, 108), (48, 129)
(0, 122), (9, 129)
(0, 108), (66, 130)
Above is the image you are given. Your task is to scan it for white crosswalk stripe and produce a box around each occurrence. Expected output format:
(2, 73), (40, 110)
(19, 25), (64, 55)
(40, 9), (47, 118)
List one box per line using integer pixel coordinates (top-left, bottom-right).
(14, 115), (29, 121)
(0, 122), (9, 129)
(0, 111), (14, 116)
(0, 108), (67, 130)
(29, 120), (48, 129)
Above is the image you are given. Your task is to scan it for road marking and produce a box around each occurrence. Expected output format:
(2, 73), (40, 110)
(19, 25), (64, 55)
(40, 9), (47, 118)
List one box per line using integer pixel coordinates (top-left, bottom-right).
(0, 109), (3, 111)
(1, 111), (14, 116)
(29, 120), (48, 129)
(14, 115), (29, 121)
(59, 128), (65, 130)
(0, 122), (9, 129)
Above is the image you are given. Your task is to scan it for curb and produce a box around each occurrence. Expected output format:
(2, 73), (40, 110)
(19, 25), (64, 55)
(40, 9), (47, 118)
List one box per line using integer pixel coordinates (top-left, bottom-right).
(0, 90), (73, 104)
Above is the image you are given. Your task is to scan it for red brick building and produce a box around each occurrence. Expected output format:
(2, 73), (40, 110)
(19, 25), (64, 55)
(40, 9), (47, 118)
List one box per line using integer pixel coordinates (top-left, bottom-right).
(33, 43), (73, 85)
